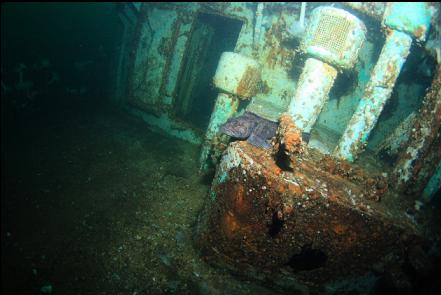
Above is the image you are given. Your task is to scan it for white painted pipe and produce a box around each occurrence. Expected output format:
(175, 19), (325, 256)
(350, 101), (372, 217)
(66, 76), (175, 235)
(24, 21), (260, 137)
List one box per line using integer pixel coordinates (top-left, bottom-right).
(299, 2), (306, 28)
(254, 3), (265, 52)
(287, 58), (337, 132)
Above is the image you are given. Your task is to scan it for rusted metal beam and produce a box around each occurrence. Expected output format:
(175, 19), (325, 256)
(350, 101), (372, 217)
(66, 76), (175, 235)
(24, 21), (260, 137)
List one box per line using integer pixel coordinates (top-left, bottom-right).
(394, 65), (441, 196)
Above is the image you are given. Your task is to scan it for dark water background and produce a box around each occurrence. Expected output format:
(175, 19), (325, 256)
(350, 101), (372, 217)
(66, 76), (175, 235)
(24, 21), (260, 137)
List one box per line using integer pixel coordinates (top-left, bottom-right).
(1, 3), (117, 113)
(1, 3), (280, 295)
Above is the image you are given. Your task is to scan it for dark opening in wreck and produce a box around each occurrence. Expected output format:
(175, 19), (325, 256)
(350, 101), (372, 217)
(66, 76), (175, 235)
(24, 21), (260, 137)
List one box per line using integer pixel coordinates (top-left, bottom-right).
(175, 13), (243, 131)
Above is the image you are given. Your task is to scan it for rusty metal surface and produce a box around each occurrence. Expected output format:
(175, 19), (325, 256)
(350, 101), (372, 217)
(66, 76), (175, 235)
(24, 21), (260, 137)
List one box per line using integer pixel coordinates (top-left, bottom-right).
(394, 65), (441, 195)
(236, 66), (261, 98)
(197, 136), (428, 293)
(128, 7), (179, 110)
(343, 2), (386, 22)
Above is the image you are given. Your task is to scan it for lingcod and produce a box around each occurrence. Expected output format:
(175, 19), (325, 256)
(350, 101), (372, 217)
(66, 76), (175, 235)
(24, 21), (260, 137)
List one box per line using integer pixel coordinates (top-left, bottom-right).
(220, 111), (310, 149)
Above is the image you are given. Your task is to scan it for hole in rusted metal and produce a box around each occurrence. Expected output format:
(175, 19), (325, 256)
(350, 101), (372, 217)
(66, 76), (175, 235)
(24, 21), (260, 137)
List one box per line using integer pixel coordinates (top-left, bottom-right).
(274, 145), (293, 172)
(268, 211), (284, 237)
(286, 244), (327, 271)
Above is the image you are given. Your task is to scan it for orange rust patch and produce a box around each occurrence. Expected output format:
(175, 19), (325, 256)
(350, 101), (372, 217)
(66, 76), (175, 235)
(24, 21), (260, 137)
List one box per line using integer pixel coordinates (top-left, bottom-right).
(333, 224), (347, 235)
(232, 184), (251, 216)
(328, 194), (337, 204)
(274, 183), (286, 194)
(222, 211), (240, 239)
(282, 203), (294, 215)
(236, 66), (260, 99)
(278, 114), (304, 156)
(285, 131), (301, 147)
(287, 182), (303, 196)
(384, 62), (398, 86)
(265, 46), (278, 69)
(264, 160), (283, 178)
(413, 26), (425, 39)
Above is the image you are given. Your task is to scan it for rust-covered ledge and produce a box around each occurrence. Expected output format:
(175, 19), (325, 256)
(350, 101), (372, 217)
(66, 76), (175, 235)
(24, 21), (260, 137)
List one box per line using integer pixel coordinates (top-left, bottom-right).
(195, 130), (430, 293)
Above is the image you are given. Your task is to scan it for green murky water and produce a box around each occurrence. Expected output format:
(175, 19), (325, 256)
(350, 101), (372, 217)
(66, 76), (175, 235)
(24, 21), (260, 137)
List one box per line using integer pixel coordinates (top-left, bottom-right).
(2, 104), (281, 294)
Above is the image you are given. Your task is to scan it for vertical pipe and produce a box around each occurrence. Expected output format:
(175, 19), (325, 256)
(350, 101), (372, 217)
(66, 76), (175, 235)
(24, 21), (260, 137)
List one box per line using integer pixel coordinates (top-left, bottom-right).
(299, 2), (306, 28)
(287, 58), (337, 132)
(200, 93), (239, 172)
(333, 30), (412, 162)
(254, 3), (264, 54)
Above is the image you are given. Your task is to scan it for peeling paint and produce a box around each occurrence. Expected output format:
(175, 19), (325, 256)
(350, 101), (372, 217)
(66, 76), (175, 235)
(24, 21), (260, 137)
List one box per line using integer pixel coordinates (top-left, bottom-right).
(334, 30), (413, 162)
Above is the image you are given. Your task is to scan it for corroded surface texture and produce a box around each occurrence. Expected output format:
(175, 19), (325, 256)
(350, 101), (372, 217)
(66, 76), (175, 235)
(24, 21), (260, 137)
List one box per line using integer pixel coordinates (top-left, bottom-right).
(275, 114), (305, 158)
(334, 29), (413, 162)
(213, 52), (262, 99)
(236, 66), (262, 98)
(394, 65), (441, 195)
(343, 2), (386, 22)
(287, 58), (338, 132)
(197, 139), (427, 293)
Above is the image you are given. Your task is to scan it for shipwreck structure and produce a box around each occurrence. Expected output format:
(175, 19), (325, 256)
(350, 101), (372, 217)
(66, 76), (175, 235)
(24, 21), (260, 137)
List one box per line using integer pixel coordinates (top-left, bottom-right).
(116, 2), (440, 293)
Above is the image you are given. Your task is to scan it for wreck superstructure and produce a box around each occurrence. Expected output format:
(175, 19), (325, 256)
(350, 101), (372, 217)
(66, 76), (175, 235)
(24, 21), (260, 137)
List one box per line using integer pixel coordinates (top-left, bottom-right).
(116, 2), (440, 293)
